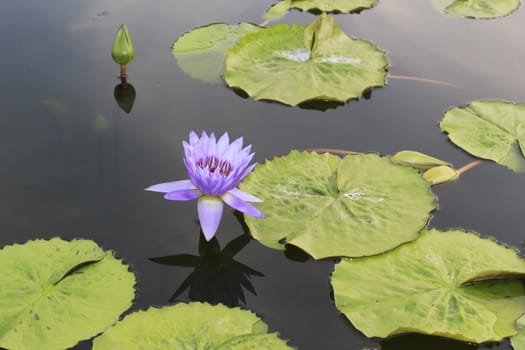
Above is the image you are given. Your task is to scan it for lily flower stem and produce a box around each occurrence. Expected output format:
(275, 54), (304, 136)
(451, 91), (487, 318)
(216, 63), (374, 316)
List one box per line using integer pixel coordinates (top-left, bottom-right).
(457, 159), (484, 175)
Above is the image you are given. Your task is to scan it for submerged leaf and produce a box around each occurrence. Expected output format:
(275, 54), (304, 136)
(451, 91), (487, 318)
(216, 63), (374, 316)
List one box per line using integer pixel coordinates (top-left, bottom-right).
(239, 151), (435, 259)
(422, 165), (459, 185)
(224, 14), (388, 106)
(332, 229), (525, 343)
(42, 98), (68, 117)
(440, 100), (525, 173)
(391, 150), (451, 169)
(433, 0), (520, 18)
(0, 238), (136, 350)
(173, 23), (261, 84)
(93, 114), (110, 132)
(92, 302), (292, 349)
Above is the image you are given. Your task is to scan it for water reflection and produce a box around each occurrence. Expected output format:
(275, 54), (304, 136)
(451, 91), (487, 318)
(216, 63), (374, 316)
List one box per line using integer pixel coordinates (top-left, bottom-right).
(284, 244), (311, 263)
(113, 79), (136, 114)
(42, 98), (72, 147)
(380, 333), (495, 350)
(149, 229), (263, 307)
(298, 90), (372, 111)
(298, 99), (346, 111)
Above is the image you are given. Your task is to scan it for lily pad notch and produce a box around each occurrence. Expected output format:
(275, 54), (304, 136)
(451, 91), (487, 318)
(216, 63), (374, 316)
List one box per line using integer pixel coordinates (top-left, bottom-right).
(224, 14), (389, 106)
(0, 238), (136, 350)
(331, 229), (525, 343)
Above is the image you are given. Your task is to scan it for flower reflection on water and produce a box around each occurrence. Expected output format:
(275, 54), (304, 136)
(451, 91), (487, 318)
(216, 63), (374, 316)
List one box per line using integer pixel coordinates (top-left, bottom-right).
(149, 228), (264, 307)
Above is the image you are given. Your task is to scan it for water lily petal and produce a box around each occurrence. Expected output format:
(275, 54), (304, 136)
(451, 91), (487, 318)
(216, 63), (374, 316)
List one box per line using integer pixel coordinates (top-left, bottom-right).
(183, 141), (193, 159)
(222, 192), (265, 218)
(224, 137), (244, 159)
(229, 188), (263, 203)
(216, 132), (230, 154)
(145, 179), (195, 193)
(238, 162), (257, 181)
(164, 189), (201, 201)
(189, 130), (199, 145)
(198, 196), (224, 241)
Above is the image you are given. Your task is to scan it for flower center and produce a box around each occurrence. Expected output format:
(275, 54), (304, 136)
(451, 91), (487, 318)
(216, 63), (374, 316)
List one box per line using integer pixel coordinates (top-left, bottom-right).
(196, 156), (233, 176)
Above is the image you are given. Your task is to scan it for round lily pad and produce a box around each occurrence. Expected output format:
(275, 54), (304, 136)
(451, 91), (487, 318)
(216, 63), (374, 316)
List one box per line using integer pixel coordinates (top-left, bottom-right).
(92, 302), (293, 349)
(0, 238), (136, 350)
(440, 100), (525, 173)
(433, 0), (520, 18)
(331, 229), (525, 343)
(224, 14), (388, 106)
(239, 151), (435, 259)
(173, 23), (261, 84)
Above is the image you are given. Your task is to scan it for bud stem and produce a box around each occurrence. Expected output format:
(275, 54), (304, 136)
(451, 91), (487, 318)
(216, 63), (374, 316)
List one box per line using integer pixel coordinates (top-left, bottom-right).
(120, 64), (127, 80)
(457, 159), (484, 175)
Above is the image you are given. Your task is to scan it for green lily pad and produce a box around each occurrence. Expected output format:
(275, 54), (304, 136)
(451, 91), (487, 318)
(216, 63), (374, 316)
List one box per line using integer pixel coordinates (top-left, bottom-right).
(511, 314), (525, 350)
(331, 229), (525, 343)
(0, 238), (136, 350)
(440, 100), (525, 173)
(433, 0), (520, 18)
(92, 302), (293, 349)
(266, 0), (377, 15)
(264, 0), (292, 22)
(173, 23), (261, 84)
(224, 14), (388, 106)
(239, 151), (435, 259)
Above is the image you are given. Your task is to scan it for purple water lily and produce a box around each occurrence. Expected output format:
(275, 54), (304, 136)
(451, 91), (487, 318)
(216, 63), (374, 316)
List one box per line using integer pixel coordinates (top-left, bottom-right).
(146, 131), (264, 241)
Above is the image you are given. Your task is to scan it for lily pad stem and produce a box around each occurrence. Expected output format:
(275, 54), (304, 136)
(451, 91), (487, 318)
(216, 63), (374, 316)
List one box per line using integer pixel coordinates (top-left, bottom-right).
(457, 159), (484, 175)
(389, 74), (461, 89)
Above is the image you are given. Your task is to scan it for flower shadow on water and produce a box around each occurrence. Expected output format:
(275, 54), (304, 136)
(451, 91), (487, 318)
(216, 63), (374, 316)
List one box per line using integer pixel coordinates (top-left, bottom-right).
(149, 216), (264, 307)
(380, 333), (496, 350)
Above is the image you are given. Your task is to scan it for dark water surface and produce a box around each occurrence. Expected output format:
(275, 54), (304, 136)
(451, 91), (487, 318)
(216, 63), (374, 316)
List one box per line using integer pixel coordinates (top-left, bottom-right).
(1, 0), (525, 349)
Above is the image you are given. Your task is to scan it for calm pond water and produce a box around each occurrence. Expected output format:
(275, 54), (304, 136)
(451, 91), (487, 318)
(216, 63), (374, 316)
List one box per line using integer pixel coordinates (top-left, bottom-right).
(1, 0), (525, 349)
